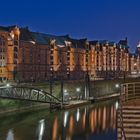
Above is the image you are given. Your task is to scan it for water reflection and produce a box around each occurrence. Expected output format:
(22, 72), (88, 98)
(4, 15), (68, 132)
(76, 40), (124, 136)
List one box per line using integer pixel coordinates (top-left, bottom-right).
(64, 111), (69, 127)
(37, 119), (45, 140)
(0, 100), (117, 140)
(76, 108), (80, 122)
(6, 129), (14, 140)
(51, 100), (117, 140)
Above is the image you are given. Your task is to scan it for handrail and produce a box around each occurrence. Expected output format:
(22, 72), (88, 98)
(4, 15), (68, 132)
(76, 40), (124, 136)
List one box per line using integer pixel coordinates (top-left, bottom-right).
(0, 85), (62, 104)
(121, 82), (140, 102)
(119, 87), (126, 140)
(118, 82), (140, 140)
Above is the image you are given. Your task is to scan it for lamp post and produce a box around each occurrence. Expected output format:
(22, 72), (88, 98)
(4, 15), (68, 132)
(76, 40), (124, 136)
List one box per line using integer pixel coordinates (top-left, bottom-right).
(61, 71), (64, 108)
(85, 41), (90, 100)
(50, 67), (53, 95)
(76, 87), (81, 100)
(59, 49), (64, 108)
(49, 67), (53, 110)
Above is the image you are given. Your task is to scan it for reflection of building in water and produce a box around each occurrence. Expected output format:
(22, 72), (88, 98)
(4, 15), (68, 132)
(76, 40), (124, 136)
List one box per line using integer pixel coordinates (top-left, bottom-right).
(111, 106), (114, 128)
(102, 106), (106, 131)
(90, 109), (95, 132)
(97, 107), (102, 133)
(113, 104), (117, 130)
(51, 102), (117, 139)
(82, 109), (86, 130)
(52, 117), (58, 140)
(6, 129), (14, 140)
(68, 115), (74, 136)
(89, 104), (116, 133)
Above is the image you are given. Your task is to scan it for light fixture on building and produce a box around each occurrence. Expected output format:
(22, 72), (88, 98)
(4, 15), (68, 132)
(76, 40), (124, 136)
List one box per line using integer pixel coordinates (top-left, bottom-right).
(50, 67), (53, 71)
(134, 63), (137, 66)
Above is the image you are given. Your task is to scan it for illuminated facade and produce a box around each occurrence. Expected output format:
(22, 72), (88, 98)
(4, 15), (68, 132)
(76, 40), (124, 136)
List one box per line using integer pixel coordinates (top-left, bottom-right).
(0, 25), (138, 82)
(89, 39), (130, 79)
(0, 26), (20, 81)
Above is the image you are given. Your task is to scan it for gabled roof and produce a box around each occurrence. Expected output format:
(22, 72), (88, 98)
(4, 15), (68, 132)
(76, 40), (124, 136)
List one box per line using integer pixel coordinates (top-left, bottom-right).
(20, 27), (34, 42)
(89, 41), (98, 46)
(108, 41), (115, 46)
(69, 38), (87, 49)
(99, 40), (108, 45)
(118, 38), (128, 46)
(20, 27), (70, 46)
(0, 25), (17, 32)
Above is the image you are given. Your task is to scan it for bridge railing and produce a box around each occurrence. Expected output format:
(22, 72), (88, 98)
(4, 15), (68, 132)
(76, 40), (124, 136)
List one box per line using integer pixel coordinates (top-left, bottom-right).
(121, 82), (140, 103)
(118, 82), (140, 140)
(0, 85), (62, 105)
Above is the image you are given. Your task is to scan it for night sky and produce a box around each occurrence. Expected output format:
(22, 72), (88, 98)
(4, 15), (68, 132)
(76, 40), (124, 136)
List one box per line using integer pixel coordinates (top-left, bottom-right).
(1, 0), (140, 52)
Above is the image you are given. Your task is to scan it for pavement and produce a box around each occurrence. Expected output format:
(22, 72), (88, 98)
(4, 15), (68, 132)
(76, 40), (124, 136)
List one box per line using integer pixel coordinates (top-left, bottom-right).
(63, 100), (90, 109)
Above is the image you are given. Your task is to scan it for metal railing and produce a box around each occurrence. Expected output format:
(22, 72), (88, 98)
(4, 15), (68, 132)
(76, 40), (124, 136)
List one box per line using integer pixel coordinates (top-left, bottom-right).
(0, 85), (61, 104)
(118, 86), (126, 140)
(121, 82), (140, 102)
(118, 82), (140, 140)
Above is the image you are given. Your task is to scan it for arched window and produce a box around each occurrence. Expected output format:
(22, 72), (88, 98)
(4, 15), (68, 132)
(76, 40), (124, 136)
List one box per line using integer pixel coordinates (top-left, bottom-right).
(0, 36), (5, 46)
(14, 53), (18, 59)
(14, 60), (17, 64)
(14, 47), (18, 52)
(0, 38), (2, 46)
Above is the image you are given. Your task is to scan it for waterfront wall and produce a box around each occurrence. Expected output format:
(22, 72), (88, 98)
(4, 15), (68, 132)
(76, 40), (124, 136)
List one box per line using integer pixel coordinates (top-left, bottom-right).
(0, 77), (140, 113)
(32, 77), (140, 98)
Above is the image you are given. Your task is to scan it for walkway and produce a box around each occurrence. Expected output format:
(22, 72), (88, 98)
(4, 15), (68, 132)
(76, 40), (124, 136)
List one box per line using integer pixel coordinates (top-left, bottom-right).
(63, 100), (90, 109)
(117, 99), (140, 140)
(117, 82), (140, 140)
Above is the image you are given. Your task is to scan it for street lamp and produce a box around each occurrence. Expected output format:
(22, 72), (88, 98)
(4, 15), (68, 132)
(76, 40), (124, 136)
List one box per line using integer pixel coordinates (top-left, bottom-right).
(76, 87), (80, 92)
(76, 87), (81, 100)
(6, 83), (10, 87)
(50, 67), (53, 95)
(115, 84), (119, 88)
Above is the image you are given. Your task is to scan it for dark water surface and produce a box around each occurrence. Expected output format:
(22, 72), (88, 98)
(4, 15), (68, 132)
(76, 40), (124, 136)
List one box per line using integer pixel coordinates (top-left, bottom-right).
(0, 100), (118, 140)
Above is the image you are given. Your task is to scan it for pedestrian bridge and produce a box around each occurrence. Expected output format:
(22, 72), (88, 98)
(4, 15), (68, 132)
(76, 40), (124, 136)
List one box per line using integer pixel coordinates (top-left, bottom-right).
(0, 85), (61, 105)
(117, 82), (140, 140)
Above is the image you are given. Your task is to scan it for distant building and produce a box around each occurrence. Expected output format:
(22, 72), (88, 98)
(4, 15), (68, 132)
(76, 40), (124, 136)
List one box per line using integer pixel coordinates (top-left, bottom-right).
(0, 25), (20, 81)
(0, 25), (138, 82)
(89, 38), (129, 79)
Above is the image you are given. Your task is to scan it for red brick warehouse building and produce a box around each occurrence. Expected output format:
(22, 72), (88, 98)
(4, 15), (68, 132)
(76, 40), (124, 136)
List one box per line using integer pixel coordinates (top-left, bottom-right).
(0, 25), (139, 82)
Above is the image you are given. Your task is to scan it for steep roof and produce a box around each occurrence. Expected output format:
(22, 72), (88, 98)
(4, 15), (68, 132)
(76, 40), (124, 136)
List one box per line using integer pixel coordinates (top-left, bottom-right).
(89, 41), (98, 46)
(20, 27), (71, 46)
(69, 38), (87, 49)
(118, 38), (128, 46)
(0, 25), (17, 32)
(99, 40), (108, 45)
(20, 27), (34, 42)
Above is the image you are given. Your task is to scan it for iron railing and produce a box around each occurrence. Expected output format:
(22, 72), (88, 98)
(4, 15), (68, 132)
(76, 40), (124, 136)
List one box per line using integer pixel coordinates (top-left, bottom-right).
(0, 85), (61, 105)
(118, 82), (140, 140)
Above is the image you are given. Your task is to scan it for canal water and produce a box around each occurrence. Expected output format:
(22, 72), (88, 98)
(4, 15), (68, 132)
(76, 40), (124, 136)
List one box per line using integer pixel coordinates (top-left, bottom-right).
(0, 99), (118, 140)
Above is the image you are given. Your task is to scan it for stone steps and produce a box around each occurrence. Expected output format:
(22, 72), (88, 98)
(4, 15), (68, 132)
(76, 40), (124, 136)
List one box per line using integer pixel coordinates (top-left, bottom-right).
(117, 105), (140, 140)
